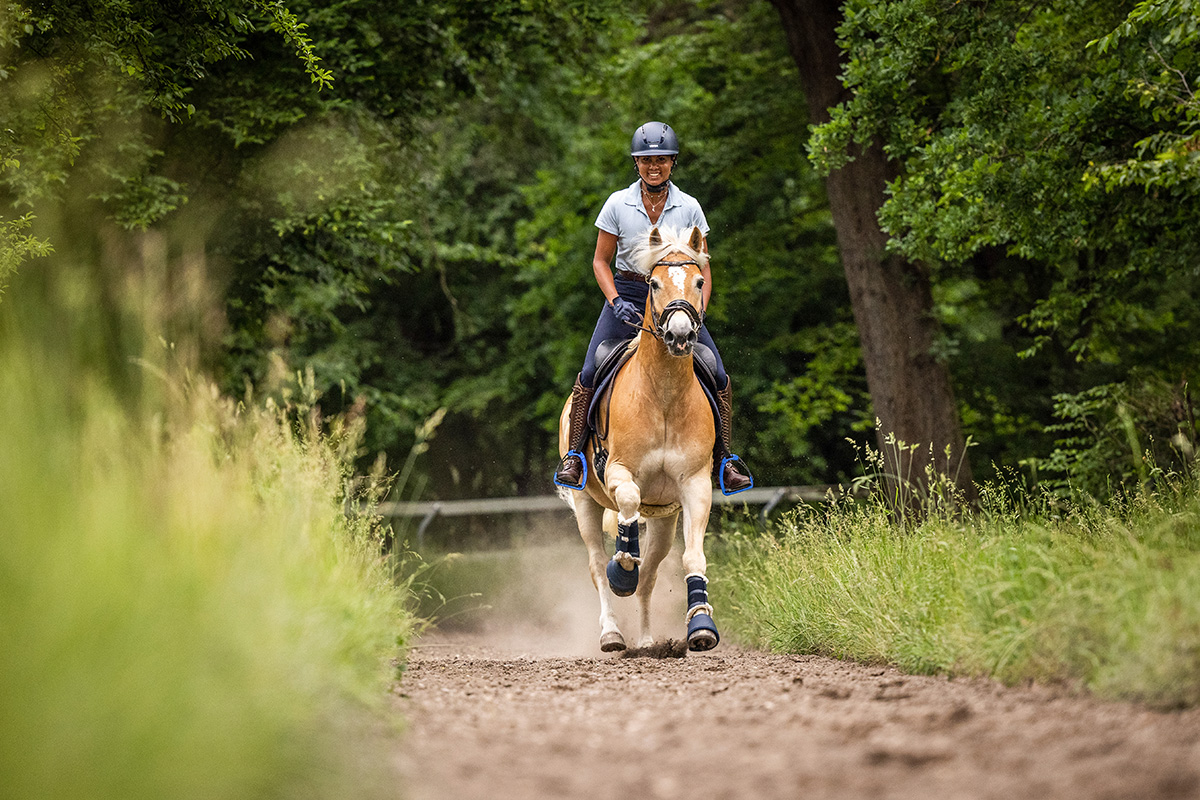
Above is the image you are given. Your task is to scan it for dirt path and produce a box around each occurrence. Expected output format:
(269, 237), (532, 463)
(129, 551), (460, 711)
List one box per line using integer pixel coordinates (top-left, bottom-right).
(391, 543), (1200, 799)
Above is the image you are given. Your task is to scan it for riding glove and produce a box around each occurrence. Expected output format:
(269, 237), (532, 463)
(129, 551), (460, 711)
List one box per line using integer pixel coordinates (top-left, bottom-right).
(609, 296), (642, 325)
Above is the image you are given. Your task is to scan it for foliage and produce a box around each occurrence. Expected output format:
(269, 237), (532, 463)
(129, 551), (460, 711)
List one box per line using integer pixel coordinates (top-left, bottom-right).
(0, 208), (49, 298)
(0, 265), (418, 799)
(805, 0), (1200, 491)
(0, 0), (329, 220)
(1087, 0), (1200, 193)
(711, 475), (1200, 708)
(1025, 374), (1197, 496)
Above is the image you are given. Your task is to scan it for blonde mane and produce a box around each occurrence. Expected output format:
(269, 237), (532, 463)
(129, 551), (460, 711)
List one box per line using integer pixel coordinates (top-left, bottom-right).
(629, 226), (710, 276)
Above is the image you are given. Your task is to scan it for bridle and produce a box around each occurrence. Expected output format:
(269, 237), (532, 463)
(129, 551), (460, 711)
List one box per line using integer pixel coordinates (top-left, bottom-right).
(623, 259), (705, 342)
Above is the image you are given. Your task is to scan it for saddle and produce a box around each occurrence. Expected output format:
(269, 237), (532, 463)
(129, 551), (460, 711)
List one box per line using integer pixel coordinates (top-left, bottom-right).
(586, 337), (721, 482)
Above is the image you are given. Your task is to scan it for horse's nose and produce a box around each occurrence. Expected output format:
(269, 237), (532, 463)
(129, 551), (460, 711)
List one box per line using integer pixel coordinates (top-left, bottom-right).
(662, 315), (697, 355)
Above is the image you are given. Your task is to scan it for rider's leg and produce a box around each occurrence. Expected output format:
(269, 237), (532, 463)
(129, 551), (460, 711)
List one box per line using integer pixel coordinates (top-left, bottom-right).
(555, 293), (641, 489)
(553, 374), (595, 490)
(696, 327), (753, 494)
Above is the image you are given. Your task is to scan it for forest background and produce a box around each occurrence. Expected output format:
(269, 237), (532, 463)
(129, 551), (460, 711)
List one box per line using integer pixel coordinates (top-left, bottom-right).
(3, 0), (1199, 502)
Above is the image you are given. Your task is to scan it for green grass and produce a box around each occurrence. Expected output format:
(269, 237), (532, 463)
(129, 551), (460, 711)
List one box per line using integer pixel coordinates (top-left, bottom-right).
(711, 480), (1200, 708)
(0, 317), (418, 799)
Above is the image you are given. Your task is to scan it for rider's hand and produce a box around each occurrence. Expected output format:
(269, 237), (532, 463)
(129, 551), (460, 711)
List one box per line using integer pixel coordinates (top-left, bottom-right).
(609, 296), (643, 325)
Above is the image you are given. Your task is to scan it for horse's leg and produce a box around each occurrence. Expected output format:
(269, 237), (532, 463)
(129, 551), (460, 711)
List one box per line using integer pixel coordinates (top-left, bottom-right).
(604, 464), (642, 597)
(575, 494), (624, 651)
(633, 513), (677, 648)
(678, 474), (719, 651)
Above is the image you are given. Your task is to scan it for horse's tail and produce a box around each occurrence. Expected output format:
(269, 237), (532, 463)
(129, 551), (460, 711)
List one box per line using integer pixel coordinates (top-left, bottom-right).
(556, 486), (576, 512)
(602, 509), (619, 540)
(556, 489), (618, 541)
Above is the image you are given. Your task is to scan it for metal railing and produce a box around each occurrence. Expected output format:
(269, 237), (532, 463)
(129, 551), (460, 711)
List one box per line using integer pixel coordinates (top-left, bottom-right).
(378, 485), (850, 545)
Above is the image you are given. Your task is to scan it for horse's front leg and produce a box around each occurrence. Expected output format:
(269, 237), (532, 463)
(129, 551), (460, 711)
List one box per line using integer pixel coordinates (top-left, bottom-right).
(633, 514), (677, 648)
(679, 474), (719, 651)
(604, 463), (642, 598)
(574, 493), (625, 651)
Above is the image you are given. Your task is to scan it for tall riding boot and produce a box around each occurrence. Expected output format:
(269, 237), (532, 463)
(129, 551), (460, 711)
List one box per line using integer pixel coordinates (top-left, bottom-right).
(553, 374), (596, 490)
(714, 379), (754, 495)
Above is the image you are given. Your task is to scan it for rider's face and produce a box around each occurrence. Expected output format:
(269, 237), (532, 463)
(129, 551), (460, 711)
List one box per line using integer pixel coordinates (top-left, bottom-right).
(636, 155), (674, 187)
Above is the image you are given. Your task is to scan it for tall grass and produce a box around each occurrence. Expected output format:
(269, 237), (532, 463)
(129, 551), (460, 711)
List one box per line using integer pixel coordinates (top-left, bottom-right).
(0, 269), (417, 798)
(711, 477), (1200, 708)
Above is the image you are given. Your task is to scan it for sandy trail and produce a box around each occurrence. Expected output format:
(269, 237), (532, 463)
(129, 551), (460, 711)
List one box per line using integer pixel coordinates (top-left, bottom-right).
(392, 542), (1200, 800)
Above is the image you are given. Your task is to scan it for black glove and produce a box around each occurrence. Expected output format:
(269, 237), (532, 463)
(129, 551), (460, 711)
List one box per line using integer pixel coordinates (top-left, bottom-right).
(609, 296), (642, 325)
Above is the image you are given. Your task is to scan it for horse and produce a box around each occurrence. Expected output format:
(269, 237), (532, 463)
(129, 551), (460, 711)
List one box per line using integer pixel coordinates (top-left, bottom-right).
(557, 225), (720, 653)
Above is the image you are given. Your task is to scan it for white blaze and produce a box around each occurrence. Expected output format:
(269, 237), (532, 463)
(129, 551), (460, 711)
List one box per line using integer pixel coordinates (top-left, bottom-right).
(668, 265), (688, 295)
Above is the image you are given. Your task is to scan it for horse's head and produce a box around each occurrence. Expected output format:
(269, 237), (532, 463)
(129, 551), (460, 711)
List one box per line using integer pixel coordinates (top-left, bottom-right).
(635, 226), (708, 357)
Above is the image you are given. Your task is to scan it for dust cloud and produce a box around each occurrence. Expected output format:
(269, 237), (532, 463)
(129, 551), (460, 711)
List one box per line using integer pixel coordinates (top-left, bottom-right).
(414, 515), (688, 658)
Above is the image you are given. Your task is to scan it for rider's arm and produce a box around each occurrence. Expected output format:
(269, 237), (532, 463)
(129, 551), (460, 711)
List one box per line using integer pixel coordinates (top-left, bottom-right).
(593, 230), (620, 304)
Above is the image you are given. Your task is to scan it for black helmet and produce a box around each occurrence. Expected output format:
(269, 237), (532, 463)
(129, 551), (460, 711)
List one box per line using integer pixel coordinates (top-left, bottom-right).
(630, 121), (679, 157)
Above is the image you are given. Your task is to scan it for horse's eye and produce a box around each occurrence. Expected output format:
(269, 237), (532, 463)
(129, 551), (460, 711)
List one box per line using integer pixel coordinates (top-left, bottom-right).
(650, 278), (663, 291)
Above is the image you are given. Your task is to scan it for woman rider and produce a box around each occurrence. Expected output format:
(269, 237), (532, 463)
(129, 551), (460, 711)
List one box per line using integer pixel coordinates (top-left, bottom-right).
(553, 121), (754, 494)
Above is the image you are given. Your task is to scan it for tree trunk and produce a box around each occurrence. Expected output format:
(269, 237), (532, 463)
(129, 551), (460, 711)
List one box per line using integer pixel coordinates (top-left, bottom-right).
(769, 0), (976, 509)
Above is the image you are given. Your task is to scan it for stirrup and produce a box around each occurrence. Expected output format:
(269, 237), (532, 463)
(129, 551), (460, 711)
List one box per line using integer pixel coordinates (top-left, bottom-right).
(553, 450), (588, 491)
(718, 454), (754, 496)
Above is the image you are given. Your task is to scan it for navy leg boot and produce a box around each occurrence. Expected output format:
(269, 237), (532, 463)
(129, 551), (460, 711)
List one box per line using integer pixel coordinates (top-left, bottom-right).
(685, 574), (720, 651)
(606, 518), (640, 597)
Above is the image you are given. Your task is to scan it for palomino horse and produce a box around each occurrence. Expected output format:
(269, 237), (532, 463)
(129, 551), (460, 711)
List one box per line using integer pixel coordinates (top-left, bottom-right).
(558, 225), (720, 653)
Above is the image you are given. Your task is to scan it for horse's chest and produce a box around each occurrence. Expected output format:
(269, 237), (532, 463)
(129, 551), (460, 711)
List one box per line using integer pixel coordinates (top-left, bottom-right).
(637, 445), (699, 479)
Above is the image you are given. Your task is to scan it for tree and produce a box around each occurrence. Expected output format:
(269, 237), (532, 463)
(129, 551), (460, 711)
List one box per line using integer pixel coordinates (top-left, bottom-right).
(800, 0), (1200, 495)
(769, 0), (975, 507)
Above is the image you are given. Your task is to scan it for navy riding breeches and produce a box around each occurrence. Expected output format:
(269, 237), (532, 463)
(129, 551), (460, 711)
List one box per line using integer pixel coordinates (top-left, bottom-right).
(580, 275), (727, 389)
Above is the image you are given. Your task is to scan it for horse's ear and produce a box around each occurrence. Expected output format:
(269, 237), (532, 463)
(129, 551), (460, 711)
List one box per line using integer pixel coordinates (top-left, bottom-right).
(688, 226), (705, 253)
(649, 227), (662, 248)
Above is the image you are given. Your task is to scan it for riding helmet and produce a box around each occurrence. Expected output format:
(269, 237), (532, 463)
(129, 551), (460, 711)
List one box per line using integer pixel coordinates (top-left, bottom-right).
(630, 121), (679, 157)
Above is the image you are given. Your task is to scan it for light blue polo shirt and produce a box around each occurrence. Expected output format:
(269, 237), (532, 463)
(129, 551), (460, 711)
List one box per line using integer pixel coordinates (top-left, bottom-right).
(595, 180), (710, 275)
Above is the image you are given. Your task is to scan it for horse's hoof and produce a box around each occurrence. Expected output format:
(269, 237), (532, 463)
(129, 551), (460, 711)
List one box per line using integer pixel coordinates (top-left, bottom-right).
(606, 557), (638, 597)
(600, 631), (627, 652)
(687, 613), (720, 651)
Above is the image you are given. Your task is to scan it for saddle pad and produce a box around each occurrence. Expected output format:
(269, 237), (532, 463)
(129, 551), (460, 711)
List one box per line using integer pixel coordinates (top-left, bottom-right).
(587, 338), (637, 423)
(587, 340), (720, 431)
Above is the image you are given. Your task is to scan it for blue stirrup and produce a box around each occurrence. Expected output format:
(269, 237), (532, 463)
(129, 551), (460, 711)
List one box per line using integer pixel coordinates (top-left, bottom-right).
(718, 454), (754, 496)
(553, 450), (588, 491)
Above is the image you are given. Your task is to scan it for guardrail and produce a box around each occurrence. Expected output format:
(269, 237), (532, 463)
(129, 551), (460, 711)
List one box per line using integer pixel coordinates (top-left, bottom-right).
(378, 485), (850, 545)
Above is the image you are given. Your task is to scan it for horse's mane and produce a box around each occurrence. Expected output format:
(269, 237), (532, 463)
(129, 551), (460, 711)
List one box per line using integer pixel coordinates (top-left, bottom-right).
(629, 226), (710, 276)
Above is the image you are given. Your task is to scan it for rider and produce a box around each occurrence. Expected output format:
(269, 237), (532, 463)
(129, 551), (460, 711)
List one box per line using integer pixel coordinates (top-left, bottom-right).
(553, 121), (754, 495)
